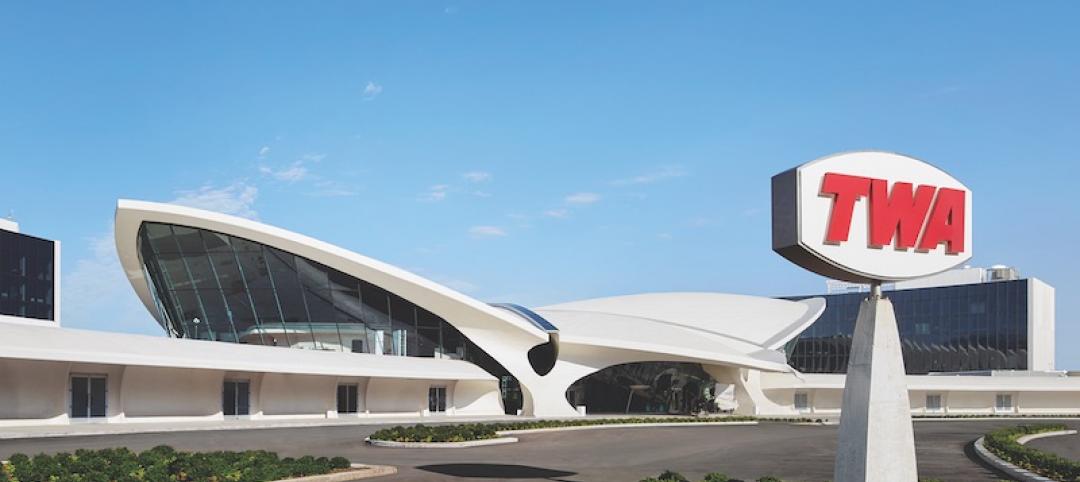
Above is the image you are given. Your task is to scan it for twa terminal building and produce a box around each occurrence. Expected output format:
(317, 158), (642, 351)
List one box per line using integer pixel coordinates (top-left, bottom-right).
(0, 200), (1078, 426)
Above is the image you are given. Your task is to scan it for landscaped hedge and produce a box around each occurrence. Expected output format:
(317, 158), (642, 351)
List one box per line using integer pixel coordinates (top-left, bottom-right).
(638, 471), (778, 482)
(368, 423), (500, 443)
(0, 445), (350, 482)
(368, 416), (766, 443)
(982, 423), (1080, 481)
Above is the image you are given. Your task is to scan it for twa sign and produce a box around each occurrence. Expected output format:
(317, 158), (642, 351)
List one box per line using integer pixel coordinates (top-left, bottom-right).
(772, 151), (972, 283)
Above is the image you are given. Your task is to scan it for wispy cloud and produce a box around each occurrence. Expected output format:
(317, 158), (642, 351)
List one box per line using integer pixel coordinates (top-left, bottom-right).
(543, 209), (569, 218)
(259, 162), (309, 182)
(420, 184), (451, 202)
(258, 146), (270, 158)
(611, 166), (687, 186)
(363, 81), (383, 100)
(259, 153), (325, 182)
(565, 192), (601, 205)
(469, 225), (507, 237)
(171, 182), (259, 219)
(462, 171), (492, 183)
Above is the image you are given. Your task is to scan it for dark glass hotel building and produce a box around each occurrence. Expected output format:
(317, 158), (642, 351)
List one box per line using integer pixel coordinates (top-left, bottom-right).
(0, 223), (56, 322)
(783, 274), (1054, 375)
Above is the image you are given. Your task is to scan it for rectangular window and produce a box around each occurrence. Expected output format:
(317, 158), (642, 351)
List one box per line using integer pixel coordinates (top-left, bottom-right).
(392, 329), (408, 356)
(995, 393), (1014, 413)
(70, 375), (107, 418)
(428, 386), (447, 413)
(337, 384), (359, 414)
(350, 338), (366, 353)
(925, 394), (943, 412)
(223, 380), (251, 416)
(794, 392), (810, 412)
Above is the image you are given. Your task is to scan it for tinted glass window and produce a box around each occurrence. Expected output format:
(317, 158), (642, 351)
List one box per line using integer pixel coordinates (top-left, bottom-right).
(784, 280), (1030, 374)
(0, 229), (56, 320)
(136, 222), (493, 363)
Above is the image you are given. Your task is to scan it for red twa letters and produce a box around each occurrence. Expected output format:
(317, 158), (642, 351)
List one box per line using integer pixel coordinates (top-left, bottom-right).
(820, 172), (966, 254)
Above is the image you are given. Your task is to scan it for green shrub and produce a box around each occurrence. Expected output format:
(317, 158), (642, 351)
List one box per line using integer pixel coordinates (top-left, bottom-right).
(657, 469), (690, 482)
(982, 424), (1080, 481)
(703, 473), (730, 482)
(1, 446), (349, 482)
(329, 456), (350, 470)
(756, 477), (783, 482)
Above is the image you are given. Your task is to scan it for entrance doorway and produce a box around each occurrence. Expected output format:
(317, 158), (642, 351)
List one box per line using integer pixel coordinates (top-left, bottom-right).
(428, 386), (447, 413)
(70, 375), (107, 419)
(223, 380), (251, 416)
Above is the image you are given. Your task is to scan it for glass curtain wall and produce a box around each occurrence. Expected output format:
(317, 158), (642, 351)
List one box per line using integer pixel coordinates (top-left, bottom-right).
(136, 222), (468, 358)
(784, 280), (1029, 374)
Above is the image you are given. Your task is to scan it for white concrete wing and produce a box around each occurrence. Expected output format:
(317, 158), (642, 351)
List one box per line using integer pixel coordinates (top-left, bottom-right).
(508, 294), (825, 417)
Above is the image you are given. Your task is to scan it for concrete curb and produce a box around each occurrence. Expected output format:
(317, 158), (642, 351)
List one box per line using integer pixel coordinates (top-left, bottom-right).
(496, 420), (759, 435)
(365, 436), (518, 448)
(1016, 429), (1077, 445)
(276, 464), (397, 481)
(972, 432), (1077, 482)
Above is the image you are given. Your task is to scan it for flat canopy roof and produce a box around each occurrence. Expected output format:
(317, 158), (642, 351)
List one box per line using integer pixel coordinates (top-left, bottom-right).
(0, 322), (495, 381)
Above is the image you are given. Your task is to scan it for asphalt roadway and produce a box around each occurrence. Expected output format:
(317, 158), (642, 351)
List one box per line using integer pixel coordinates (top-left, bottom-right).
(2, 419), (1078, 481)
(1026, 428), (1080, 461)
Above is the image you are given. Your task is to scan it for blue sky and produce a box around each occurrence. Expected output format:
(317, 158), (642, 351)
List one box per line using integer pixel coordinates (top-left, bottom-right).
(2, 2), (1078, 368)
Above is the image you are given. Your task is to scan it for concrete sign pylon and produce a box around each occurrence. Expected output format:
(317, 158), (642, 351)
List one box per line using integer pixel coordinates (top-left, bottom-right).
(832, 284), (918, 482)
(772, 151), (972, 482)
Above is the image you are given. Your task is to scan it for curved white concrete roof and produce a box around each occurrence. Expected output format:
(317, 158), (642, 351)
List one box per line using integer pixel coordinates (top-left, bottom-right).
(538, 292), (825, 352)
(114, 199), (548, 342)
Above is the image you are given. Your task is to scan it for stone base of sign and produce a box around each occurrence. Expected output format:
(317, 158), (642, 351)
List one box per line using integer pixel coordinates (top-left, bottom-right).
(833, 291), (918, 482)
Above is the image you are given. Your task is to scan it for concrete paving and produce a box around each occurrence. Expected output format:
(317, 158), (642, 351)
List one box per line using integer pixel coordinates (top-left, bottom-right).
(2, 419), (1076, 481)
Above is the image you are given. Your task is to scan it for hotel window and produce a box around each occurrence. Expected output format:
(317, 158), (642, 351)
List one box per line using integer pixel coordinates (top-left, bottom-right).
(794, 392), (810, 412)
(995, 393), (1015, 413)
(925, 394), (943, 413)
(428, 386), (447, 413)
(337, 384), (359, 414)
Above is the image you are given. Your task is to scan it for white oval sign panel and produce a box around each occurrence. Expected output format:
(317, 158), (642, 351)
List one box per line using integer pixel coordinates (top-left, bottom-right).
(772, 151), (972, 283)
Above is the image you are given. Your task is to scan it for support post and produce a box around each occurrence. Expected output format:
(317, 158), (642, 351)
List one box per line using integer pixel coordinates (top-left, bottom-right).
(833, 281), (918, 482)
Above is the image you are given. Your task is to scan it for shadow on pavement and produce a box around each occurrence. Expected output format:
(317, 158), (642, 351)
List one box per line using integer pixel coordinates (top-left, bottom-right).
(417, 463), (577, 479)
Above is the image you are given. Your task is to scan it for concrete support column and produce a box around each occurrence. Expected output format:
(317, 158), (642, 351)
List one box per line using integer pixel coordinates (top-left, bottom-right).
(834, 289), (918, 482)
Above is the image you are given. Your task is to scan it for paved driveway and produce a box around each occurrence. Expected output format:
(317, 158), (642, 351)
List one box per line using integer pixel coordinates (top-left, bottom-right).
(3, 419), (1076, 481)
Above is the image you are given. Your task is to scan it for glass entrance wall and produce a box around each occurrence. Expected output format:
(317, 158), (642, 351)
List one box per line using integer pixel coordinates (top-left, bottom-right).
(136, 222), (471, 358)
(566, 362), (720, 415)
